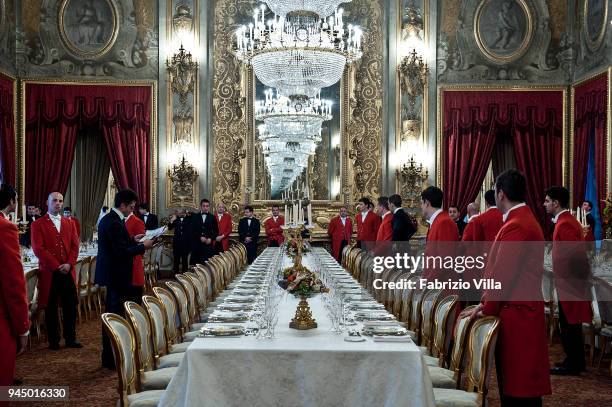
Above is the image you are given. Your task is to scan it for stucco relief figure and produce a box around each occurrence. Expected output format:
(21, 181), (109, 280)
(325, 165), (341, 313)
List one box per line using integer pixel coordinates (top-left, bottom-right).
(76, 0), (105, 45)
(491, 2), (519, 49)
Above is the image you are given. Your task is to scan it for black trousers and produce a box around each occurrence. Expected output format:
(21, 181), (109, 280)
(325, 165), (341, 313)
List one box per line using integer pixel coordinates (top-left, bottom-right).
(45, 271), (78, 346)
(245, 243), (257, 264)
(173, 251), (189, 274)
(101, 286), (143, 369)
(500, 396), (542, 407)
(558, 302), (586, 371)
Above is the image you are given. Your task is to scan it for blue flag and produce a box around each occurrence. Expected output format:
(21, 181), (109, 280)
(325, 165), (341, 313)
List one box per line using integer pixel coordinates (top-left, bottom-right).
(585, 124), (602, 241)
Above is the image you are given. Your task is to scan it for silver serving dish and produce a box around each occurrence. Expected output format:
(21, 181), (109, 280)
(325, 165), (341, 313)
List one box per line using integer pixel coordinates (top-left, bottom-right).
(199, 325), (245, 337)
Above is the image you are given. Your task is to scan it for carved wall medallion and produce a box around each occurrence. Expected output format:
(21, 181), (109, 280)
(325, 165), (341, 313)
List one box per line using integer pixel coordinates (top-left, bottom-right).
(58, 0), (119, 58)
(583, 0), (609, 52)
(474, 0), (534, 64)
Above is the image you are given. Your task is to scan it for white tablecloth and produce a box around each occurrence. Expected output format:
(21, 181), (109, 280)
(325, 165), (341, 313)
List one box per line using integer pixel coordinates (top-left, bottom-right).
(160, 250), (434, 407)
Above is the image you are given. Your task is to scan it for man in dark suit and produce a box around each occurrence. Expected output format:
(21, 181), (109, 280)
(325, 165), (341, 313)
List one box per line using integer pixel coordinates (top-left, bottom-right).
(19, 204), (40, 247)
(448, 204), (467, 238)
(137, 202), (159, 230)
(96, 189), (154, 369)
(190, 199), (218, 265)
(388, 194), (416, 241)
(168, 209), (192, 274)
(238, 206), (261, 264)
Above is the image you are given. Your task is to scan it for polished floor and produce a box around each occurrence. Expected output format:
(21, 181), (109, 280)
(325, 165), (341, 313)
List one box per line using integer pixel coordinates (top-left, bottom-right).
(12, 317), (612, 407)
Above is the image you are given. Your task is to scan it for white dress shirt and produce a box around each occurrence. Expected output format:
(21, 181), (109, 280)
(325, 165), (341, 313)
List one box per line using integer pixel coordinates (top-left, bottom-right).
(48, 213), (62, 233)
(341, 216), (346, 227)
(201, 213), (207, 223)
(427, 208), (443, 225)
(361, 211), (369, 222)
(552, 209), (569, 224)
(502, 203), (527, 222)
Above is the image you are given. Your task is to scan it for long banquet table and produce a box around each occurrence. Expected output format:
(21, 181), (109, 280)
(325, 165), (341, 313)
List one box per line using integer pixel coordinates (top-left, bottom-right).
(160, 248), (434, 407)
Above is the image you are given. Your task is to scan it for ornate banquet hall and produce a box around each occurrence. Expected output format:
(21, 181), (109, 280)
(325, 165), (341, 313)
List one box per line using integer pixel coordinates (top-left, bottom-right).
(0, 0), (612, 406)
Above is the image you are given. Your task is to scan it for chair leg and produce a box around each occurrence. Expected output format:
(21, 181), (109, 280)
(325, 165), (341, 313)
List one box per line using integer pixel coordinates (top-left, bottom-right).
(597, 337), (607, 368)
(77, 301), (82, 324)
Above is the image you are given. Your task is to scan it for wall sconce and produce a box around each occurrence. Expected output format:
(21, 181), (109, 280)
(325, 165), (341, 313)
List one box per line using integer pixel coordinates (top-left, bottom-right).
(167, 44), (198, 107)
(168, 155), (199, 207)
(398, 49), (429, 121)
(396, 155), (428, 209)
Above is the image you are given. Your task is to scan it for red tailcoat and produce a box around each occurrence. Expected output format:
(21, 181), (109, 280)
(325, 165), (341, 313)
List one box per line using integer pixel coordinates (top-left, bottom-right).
(552, 211), (592, 324)
(461, 217), (478, 242)
(423, 211), (459, 281)
(125, 214), (146, 287)
(0, 217), (29, 386)
(264, 216), (285, 245)
(482, 205), (551, 398)
(217, 212), (233, 252)
(376, 213), (393, 241)
(69, 217), (81, 239)
(30, 214), (80, 308)
(356, 211), (381, 243)
(472, 207), (503, 241)
(327, 216), (353, 261)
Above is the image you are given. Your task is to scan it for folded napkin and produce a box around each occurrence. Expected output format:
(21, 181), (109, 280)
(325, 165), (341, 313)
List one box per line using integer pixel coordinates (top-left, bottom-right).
(373, 335), (413, 343)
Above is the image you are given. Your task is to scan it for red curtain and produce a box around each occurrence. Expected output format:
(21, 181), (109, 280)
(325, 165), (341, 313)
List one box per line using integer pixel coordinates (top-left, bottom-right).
(443, 90), (564, 231)
(573, 73), (608, 213)
(25, 84), (151, 208)
(0, 73), (15, 186)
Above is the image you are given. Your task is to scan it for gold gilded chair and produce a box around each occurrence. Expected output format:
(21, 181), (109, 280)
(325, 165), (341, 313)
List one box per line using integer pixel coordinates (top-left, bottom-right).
(142, 295), (185, 368)
(409, 288), (425, 343)
(87, 256), (102, 315)
(152, 286), (190, 354)
(125, 301), (183, 375)
(76, 259), (90, 322)
(100, 313), (165, 407)
(427, 305), (477, 389)
(420, 289), (443, 351)
(184, 272), (208, 320)
(165, 281), (203, 342)
(432, 316), (500, 407)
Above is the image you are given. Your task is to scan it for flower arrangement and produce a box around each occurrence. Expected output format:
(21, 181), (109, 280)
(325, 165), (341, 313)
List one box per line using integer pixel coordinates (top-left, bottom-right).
(285, 238), (311, 258)
(278, 267), (328, 296)
(603, 193), (612, 239)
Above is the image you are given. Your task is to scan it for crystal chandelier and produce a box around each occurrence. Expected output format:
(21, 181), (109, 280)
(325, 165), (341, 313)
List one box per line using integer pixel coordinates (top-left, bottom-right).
(235, 4), (362, 97)
(263, 0), (352, 18)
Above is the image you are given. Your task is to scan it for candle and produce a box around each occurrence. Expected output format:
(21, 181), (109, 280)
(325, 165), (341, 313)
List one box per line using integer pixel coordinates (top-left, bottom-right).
(298, 199), (302, 223)
(22, 205), (26, 222)
(15, 201), (19, 222)
(284, 204), (288, 222)
(308, 204), (313, 227)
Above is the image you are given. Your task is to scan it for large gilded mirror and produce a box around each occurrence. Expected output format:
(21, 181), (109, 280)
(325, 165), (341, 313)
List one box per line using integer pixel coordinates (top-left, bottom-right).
(212, 0), (384, 228)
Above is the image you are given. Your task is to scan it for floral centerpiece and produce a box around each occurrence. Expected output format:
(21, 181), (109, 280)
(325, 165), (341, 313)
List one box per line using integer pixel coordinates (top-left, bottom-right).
(286, 238), (311, 259)
(278, 267), (328, 296)
(603, 193), (612, 239)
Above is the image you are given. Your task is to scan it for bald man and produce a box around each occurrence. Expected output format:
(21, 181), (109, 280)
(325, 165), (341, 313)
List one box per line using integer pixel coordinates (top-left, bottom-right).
(31, 192), (81, 350)
(461, 203), (480, 242)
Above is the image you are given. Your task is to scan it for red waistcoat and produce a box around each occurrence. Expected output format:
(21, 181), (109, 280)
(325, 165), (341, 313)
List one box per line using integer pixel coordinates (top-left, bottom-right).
(125, 214), (146, 287)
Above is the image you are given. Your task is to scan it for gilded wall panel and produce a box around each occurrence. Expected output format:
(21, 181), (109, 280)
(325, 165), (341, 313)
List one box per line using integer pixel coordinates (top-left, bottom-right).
(0, 0), (16, 74)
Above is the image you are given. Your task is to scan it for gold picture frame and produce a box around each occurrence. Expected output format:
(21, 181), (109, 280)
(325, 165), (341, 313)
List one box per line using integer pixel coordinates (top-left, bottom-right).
(58, 0), (119, 59)
(583, 0), (609, 53)
(0, 68), (17, 190)
(20, 79), (158, 213)
(474, 0), (534, 64)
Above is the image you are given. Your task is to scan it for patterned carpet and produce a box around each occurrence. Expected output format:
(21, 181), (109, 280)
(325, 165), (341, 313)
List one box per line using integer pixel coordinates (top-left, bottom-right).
(12, 317), (612, 407)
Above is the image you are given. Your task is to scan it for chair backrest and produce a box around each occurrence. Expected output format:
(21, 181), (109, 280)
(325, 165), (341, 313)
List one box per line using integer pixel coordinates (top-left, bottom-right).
(176, 274), (198, 323)
(399, 283), (416, 324)
(88, 257), (97, 287)
(449, 305), (477, 374)
(465, 316), (500, 397)
(185, 272), (207, 312)
(153, 286), (180, 344)
(124, 301), (154, 372)
(431, 295), (459, 362)
(77, 259), (90, 290)
(166, 281), (190, 334)
(196, 265), (214, 300)
(420, 289), (442, 347)
(25, 271), (39, 309)
(409, 288), (425, 334)
(101, 313), (139, 405)
(142, 295), (170, 360)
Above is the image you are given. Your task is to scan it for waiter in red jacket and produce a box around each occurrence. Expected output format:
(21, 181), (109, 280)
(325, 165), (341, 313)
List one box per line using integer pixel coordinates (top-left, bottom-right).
(125, 212), (146, 299)
(215, 202), (232, 252)
(356, 197), (381, 248)
(63, 207), (81, 240)
(327, 206), (352, 261)
(264, 205), (284, 247)
(471, 189), (504, 243)
(420, 186), (459, 281)
(0, 184), (29, 387)
(544, 186), (592, 375)
(31, 192), (81, 350)
(375, 196), (393, 241)
(465, 169), (551, 406)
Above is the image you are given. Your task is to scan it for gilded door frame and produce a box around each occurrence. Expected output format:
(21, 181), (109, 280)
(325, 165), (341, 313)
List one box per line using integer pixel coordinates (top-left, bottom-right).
(0, 68), (17, 193)
(20, 78), (158, 213)
(436, 84), (568, 191)
(569, 66), (612, 207)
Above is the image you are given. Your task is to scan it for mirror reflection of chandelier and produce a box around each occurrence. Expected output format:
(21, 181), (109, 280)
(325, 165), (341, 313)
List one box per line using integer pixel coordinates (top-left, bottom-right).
(236, 1), (362, 197)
